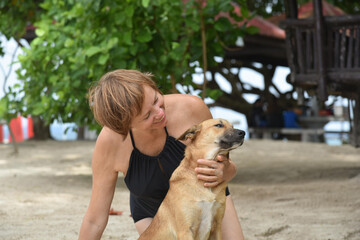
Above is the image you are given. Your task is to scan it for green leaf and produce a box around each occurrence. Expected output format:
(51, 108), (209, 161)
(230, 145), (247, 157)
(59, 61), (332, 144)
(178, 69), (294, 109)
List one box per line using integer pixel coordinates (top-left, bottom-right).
(0, 97), (8, 118)
(107, 37), (118, 49)
(85, 46), (102, 57)
(159, 55), (168, 65)
(138, 54), (148, 65)
(115, 60), (127, 69)
(206, 89), (223, 100)
(65, 38), (74, 47)
(125, 5), (134, 17)
(171, 42), (179, 49)
(35, 28), (45, 37)
(136, 27), (152, 43)
(73, 80), (81, 88)
(49, 75), (58, 84)
(13, 83), (21, 89)
(241, 6), (249, 19)
(98, 53), (109, 65)
(214, 18), (231, 32)
(141, 0), (150, 8)
(246, 26), (259, 35)
(39, 1), (51, 10)
(129, 44), (138, 55)
(32, 103), (44, 115)
(123, 31), (132, 45)
(186, 18), (200, 31)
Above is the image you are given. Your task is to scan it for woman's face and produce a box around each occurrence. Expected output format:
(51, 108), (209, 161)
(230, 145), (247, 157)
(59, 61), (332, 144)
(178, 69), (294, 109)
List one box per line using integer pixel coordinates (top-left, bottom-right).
(131, 85), (167, 131)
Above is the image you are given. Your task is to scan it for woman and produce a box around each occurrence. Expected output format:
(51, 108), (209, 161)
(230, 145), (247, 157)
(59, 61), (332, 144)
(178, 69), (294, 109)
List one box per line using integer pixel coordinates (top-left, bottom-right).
(79, 69), (244, 239)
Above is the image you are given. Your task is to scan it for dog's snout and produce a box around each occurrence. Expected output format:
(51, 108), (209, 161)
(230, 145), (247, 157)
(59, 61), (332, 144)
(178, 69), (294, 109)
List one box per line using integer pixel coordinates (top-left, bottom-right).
(236, 129), (245, 138)
(218, 128), (245, 150)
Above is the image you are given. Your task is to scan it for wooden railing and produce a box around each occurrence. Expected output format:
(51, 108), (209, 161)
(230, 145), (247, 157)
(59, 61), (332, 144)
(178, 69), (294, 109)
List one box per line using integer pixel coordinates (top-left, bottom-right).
(281, 15), (360, 88)
(281, 0), (360, 147)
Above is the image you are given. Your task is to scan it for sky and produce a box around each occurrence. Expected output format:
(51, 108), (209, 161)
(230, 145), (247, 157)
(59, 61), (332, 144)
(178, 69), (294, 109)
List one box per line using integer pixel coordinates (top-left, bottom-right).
(0, 36), (29, 99)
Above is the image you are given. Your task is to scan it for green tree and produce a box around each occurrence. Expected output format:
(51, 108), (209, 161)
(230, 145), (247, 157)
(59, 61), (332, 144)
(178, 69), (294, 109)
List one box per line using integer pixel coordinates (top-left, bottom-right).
(0, 0), (49, 141)
(1, 0), (251, 136)
(0, 0), (45, 151)
(0, 0), (42, 50)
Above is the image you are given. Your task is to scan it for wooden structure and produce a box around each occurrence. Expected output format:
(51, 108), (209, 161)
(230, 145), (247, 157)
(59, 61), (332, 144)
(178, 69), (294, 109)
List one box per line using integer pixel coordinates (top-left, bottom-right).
(281, 0), (360, 147)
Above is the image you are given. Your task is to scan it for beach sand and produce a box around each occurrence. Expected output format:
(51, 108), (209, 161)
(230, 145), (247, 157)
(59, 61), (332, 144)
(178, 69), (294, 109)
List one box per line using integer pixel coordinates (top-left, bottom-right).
(0, 139), (359, 240)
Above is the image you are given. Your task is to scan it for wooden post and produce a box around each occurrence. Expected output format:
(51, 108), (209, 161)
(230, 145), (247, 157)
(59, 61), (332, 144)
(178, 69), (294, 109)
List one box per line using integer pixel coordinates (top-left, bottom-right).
(353, 88), (360, 147)
(284, 0), (298, 19)
(284, 0), (298, 83)
(313, 0), (328, 101)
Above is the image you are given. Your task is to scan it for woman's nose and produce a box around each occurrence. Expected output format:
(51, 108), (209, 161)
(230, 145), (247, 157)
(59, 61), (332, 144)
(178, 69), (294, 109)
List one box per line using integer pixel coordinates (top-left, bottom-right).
(154, 106), (163, 118)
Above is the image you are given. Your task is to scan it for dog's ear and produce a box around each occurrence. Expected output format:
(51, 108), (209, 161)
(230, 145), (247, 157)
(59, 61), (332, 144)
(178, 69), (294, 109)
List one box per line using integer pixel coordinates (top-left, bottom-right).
(177, 124), (201, 141)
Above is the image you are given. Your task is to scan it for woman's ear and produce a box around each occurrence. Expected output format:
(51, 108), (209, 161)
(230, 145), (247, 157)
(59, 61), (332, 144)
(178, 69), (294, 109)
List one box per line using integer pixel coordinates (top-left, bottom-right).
(177, 124), (201, 141)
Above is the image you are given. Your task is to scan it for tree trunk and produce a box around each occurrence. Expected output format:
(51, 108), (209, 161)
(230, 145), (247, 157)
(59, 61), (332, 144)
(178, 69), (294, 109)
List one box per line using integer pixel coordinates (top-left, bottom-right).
(77, 126), (85, 140)
(32, 116), (51, 140)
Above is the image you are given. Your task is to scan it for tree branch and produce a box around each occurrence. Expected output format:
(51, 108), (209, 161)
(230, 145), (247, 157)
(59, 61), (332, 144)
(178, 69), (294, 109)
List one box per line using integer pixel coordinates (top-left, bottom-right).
(199, 0), (208, 99)
(2, 44), (19, 93)
(1, 41), (20, 155)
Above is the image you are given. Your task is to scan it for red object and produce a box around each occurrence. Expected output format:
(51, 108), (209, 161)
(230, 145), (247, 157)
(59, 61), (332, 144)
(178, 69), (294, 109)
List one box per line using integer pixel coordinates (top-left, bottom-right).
(0, 124), (3, 143)
(319, 109), (333, 116)
(298, 0), (345, 19)
(267, 0), (345, 29)
(109, 208), (123, 216)
(27, 116), (34, 139)
(216, 3), (286, 39)
(9, 116), (24, 143)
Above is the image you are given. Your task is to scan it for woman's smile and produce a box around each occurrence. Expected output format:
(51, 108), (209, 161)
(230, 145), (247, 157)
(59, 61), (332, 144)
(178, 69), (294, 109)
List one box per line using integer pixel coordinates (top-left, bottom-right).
(154, 112), (166, 124)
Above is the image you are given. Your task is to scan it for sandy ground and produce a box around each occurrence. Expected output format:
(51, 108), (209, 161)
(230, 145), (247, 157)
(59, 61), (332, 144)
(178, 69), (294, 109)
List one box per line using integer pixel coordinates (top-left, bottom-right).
(0, 139), (360, 240)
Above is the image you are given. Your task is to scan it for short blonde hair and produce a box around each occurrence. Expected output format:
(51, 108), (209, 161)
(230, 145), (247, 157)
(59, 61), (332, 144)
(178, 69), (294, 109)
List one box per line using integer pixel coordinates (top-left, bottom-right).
(88, 69), (160, 137)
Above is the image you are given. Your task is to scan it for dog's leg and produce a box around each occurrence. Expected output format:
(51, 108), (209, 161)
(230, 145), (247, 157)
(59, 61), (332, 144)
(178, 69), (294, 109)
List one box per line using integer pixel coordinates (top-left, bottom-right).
(208, 224), (222, 240)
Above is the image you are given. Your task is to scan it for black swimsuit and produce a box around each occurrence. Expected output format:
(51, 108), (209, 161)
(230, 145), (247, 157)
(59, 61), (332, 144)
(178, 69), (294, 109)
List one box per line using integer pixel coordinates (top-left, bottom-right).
(124, 127), (229, 223)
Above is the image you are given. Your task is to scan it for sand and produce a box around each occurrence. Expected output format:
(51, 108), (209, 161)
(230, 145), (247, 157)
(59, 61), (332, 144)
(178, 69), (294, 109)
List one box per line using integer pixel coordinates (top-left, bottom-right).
(0, 139), (360, 240)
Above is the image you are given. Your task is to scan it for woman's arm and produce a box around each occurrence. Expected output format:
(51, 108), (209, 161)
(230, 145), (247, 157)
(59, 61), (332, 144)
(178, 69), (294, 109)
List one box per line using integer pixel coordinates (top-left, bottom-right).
(222, 195), (245, 240)
(79, 132), (120, 240)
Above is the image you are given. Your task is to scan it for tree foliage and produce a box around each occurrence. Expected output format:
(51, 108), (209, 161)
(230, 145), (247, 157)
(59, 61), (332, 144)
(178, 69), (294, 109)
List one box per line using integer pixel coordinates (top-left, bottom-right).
(0, 0), (252, 132)
(0, 0), (43, 130)
(0, 0), (42, 51)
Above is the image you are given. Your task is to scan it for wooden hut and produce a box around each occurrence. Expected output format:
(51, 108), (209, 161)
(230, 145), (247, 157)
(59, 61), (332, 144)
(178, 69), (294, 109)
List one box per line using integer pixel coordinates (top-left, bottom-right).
(281, 0), (360, 147)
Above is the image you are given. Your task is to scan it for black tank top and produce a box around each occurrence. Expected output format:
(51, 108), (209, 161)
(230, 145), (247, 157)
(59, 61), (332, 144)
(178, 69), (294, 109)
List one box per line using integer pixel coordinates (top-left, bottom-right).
(124, 127), (186, 222)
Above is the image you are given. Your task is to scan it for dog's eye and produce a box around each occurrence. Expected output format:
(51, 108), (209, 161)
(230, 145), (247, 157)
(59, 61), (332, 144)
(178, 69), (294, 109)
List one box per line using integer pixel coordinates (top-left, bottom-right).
(214, 123), (224, 128)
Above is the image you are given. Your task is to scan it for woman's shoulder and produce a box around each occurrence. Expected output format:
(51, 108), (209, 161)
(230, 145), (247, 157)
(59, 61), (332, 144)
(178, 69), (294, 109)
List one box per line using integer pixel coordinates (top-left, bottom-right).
(165, 94), (212, 137)
(93, 127), (132, 174)
(96, 127), (126, 148)
(165, 94), (209, 113)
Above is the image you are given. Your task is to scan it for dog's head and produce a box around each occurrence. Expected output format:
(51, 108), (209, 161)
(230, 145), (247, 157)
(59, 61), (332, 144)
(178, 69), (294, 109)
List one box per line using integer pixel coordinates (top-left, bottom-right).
(178, 119), (245, 160)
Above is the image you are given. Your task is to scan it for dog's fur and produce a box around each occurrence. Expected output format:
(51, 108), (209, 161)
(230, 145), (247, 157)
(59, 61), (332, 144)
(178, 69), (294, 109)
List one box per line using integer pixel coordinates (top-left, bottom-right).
(138, 119), (245, 240)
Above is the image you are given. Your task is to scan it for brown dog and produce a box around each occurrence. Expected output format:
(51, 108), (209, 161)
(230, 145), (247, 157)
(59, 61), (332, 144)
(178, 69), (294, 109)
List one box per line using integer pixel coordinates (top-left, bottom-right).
(138, 118), (245, 240)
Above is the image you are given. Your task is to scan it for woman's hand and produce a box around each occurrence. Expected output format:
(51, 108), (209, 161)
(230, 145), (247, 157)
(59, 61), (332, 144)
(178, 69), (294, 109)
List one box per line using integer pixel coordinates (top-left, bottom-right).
(195, 155), (237, 187)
